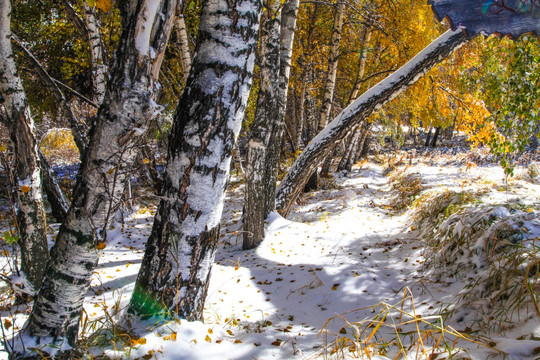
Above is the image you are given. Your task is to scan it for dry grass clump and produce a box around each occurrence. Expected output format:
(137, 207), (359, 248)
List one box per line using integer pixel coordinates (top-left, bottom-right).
(410, 189), (480, 235)
(317, 288), (495, 360)
(421, 205), (540, 332)
(388, 171), (423, 212)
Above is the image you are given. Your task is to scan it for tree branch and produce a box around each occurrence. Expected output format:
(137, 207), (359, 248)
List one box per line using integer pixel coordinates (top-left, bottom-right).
(11, 34), (88, 155)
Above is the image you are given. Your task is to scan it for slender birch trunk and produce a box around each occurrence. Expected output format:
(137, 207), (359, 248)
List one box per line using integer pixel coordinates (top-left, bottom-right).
(56, 0), (107, 105)
(126, 0), (262, 322)
(82, 1), (107, 104)
(17, 1), (178, 354)
(0, 0), (49, 293)
(349, 27), (373, 103)
(318, 1), (344, 131)
(276, 29), (469, 216)
(243, 0), (299, 249)
(312, 1), (344, 179)
(175, 3), (192, 82)
(336, 30), (373, 173)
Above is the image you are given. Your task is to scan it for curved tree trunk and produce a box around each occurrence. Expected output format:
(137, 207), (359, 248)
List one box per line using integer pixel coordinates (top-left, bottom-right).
(243, 0), (299, 250)
(0, 0), (49, 294)
(275, 29), (469, 216)
(126, 0), (262, 322)
(18, 1), (178, 354)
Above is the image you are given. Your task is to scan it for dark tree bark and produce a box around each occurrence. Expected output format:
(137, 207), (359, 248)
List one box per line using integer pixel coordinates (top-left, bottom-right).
(38, 149), (69, 222)
(126, 0), (262, 322)
(430, 126), (441, 147)
(243, 0), (299, 250)
(276, 29), (470, 216)
(0, 0), (49, 293)
(425, 127), (433, 147)
(16, 0), (178, 355)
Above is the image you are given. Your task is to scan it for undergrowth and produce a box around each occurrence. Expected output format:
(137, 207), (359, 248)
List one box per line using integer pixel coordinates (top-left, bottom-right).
(418, 202), (540, 333)
(388, 170), (423, 212)
(316, 288), (498, 360)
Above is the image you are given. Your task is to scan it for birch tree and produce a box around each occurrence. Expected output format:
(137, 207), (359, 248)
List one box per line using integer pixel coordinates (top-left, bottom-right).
(126, 0), (262, 321)
(15, 0), (178, 355)
(243, 0), (299, 250)
(276, 29), (469, 216)
(0, 0), (49, 293)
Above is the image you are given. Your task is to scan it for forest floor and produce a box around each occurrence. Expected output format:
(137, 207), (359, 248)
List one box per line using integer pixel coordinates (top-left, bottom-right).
(1, 148), (540, 359)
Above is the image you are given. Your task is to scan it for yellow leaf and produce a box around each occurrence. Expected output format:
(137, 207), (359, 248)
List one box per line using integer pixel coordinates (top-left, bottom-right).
(96, 0), (112, 12)
(4, 319), (12, 330)
(96, 242), (106, 250)
(131, 337), (147, 345)
(234, 339), (242, 344)
(207, 328), (213, 334)
(2, 250), (9, 256)
(170, 332), (177, 341)
(205, 335), (211, 342)
(20, 185), (30, 193)
(142, 158), (151, 165)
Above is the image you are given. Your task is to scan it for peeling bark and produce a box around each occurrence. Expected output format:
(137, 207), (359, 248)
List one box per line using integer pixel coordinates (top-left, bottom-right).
(127, 0), (262, 321)
(18, 0), (178, 354)
(0, 0), (49, 293)
(276, 29), (469, 216)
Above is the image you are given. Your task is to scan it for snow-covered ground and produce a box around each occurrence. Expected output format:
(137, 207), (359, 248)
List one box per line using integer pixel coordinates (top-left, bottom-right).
(1, 150), (540, 359)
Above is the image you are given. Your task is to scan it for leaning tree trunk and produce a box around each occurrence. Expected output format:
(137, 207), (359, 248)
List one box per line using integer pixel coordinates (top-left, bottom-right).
(0, 0), (49, 294)
(275, 29), (470, 216)
(243, 0), (299, 250)
(126, 0), (262, 322)
(17, 1), (178, 355)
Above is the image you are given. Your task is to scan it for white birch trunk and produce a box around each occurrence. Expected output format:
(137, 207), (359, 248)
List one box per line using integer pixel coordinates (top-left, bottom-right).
(318, 1), (344, 131)
(175, 9), (192, 82)
(82, 1), (107, 104)
(0, 0), (49, 293)
(127, 0), (262, 321)
(243, 0), (299, 249)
